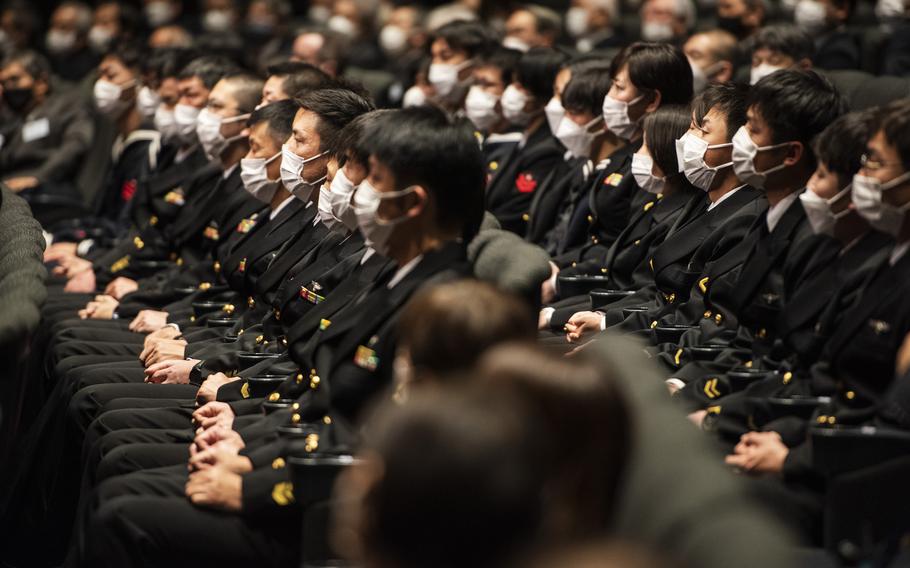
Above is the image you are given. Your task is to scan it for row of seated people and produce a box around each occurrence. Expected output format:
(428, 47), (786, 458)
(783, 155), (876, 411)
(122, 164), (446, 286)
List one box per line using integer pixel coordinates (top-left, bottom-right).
(0, 27), (908, 568)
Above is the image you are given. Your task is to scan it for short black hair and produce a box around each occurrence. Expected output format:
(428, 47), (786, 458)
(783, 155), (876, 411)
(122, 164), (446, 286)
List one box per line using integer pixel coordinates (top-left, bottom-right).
(749, 69), (846, 169)
(872, 99), (910, 170)
(363, 106), (486, 242)
(248, 99), (297, 146)
(813, 110), (874, 183)
(643, 105), (691, 181)
(517, 4), (562, 39)
(432, 20), (497, 60)
(334, 109), (394, 166)
(295, 88), (376, 155)
(753, 24), (815, 63)
(1, 50), (50, 82)
(515, 46), (570, 101)
(103, 39), (145, 72)
(266, 61), (331, 98)
(610, 42), (693, 107)
(222, 72), (265, 114)
(144, 47), (199, 82)
(562, 64), (613, 117)
(177, 56), (240, 89)
(692, 81), (749, 143)
(478, 46), (522, 87)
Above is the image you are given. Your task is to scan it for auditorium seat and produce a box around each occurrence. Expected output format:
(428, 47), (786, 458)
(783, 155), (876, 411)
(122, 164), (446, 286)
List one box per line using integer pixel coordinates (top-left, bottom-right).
(0, 184), (47, 459)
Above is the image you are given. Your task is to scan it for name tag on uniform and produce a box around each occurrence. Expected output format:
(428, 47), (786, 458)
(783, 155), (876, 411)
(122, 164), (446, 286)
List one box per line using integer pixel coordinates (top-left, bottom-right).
(21, 118), (50, 143)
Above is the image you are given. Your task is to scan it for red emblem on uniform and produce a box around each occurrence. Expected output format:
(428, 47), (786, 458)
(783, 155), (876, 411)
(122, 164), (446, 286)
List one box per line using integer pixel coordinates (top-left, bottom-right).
(120, 179), (137, 202)
(515, 172), (537, 193)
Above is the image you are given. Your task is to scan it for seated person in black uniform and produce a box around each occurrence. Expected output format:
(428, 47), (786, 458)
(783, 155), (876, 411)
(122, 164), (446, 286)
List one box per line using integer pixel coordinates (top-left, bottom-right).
(426, 19), (496, 115)
(47, 55), (237, 297)
(541, 104), (698, 332)
(76, 106), (486, 568)
(463, 47), (523, 180)
(721, 101), (910, 482)
(45, 41), (161, 254)
(485, 47), (568, 236)
(678, 110), (892, 409)
(0, 50), (94, 203)
(792, 0), (861, 71)
(544, 43), (695, 292)
(747, 24), (814, 85)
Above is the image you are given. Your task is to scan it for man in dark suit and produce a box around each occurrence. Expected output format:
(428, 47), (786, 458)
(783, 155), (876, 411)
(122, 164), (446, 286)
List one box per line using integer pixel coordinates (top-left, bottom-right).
(0, 50), (94, 206)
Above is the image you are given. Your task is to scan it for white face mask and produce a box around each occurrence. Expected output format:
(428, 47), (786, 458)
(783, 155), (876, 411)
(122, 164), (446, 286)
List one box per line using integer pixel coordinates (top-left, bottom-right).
(402, 85), (427, 108)
(136, 86), (161, 120)
(145, 1), (176, 26)
(603, 94), (645, 141)
(196, 109), (250, 161)
(566, 6), (589, 37)
(731, 126), (792, 189)
(502, 36), (530, 52)
(500, 84), (532, 126)
(641, 21), (675, 42)
(93, 79), (136, 117)
(799, 183), (851, 236)
(154, 105), (180, 141)
(88, 25), (115, 52)
(544, 97), (565, 135)
(379, 25), (408, 56)
(174, 104), (201, 144)
(353, 178), (417, 256)
(795, 0), (828, 34)
(750, 63), (784, 85)
(328, 15), (357, 37)
(428, 60), (471, 98)
(328, 167), (360, 231)
(852, 171), (910, 237)
(677, 132), (733, 192)
(280, 143), (327, 201)
(46, 29), (76, 54)
(203, 9), (234, 32)
(464, 86), (500, 132)
(318, 182), (342, 231)
(555, 115), (604, 159)
(240, 152), (281, 203)
(632, 152), (665, 194)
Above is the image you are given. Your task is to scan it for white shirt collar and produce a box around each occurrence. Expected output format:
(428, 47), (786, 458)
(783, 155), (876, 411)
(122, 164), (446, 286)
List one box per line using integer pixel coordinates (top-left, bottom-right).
(766, 190), (801, 232)
(360, 248), (376, 265)
(707, 184), (746, 211)
(387, 255), (423, 289)
(890, 241), (910, 266)
(269, 195), (295, 221)
(222, 163), (238, 179)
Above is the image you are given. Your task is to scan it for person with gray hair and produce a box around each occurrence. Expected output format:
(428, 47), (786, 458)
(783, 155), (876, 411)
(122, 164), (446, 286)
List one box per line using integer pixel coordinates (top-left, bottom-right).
(640, 0), (696, 43)
(566, 0), (625, 53)
(503, 4), (563, 52)
(45, 1), (98, 83)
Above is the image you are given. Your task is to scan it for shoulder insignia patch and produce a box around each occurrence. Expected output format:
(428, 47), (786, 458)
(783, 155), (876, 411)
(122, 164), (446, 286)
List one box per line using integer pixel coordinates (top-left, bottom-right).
(515, 172), (538, 193)
(300, 286), (325, 304)
(354, 345), (379, 371)
(236, 217), (257, 233)
(604, 172), (624, 187)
